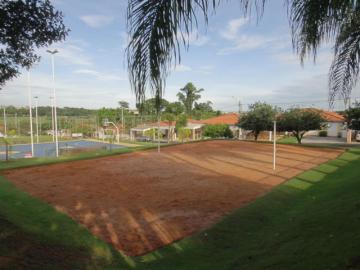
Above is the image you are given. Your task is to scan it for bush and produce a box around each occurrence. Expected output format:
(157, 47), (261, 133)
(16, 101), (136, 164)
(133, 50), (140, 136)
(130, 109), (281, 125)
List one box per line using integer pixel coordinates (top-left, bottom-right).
(203, 124), (234, 138)
(319, 130), (328, 137)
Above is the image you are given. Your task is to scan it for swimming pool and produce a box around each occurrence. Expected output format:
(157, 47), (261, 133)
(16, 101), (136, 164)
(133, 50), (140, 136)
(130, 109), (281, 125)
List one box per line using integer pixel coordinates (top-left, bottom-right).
(0, 140), (126, 160)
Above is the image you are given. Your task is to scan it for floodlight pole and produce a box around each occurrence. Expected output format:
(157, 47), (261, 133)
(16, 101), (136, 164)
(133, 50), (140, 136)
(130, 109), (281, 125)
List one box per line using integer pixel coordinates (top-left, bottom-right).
(50, 97), (54, 142)
(3, 107), (7, 137)
(34, 96), (39, 143)
(273, 121), (277, 171)
(47, 49), (59, 157)
(157, 113), (161, 153)
(27, 71), (34, 157)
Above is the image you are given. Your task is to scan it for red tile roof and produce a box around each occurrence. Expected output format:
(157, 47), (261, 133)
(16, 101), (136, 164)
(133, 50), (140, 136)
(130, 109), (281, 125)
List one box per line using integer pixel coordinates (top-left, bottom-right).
(307, 109), (345, 122)
(198, 113), (239, 125)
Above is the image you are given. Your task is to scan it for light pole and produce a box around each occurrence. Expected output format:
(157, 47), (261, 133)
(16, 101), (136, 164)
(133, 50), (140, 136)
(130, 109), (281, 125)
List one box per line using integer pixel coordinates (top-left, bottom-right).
(273, 121), (277, 171)
(27, 71), (34, 157)
(34, 96), (39, 143)
(47, 49), (59, 157)
(3, 107), (7, 137)
(50, 96), (54, 142)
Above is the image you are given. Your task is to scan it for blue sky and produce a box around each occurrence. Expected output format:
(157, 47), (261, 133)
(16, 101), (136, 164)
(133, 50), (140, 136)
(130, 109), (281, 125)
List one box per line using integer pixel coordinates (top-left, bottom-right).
(1, 0), (359, 111)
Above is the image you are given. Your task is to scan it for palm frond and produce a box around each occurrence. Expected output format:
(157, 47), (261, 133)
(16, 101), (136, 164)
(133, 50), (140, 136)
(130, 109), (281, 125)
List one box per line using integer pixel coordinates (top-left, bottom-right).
(329, 9), (360, 106)
(288, 0), (358, 63)
(126, 0), (265, 112)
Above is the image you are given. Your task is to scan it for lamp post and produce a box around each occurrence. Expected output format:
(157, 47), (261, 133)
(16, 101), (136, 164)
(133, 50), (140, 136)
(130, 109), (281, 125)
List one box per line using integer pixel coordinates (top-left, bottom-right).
(273, 121), (277, 171)
(50, 96), (54, 142)
(27, 71), (34, 157)
(47, 49), (59, 157)
(34, 96), (39, 143)
(3, 107), (6, 137)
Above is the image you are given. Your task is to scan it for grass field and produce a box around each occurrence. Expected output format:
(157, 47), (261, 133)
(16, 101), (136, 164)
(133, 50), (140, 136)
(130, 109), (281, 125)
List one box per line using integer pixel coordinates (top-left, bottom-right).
(0, 143), (359, 269)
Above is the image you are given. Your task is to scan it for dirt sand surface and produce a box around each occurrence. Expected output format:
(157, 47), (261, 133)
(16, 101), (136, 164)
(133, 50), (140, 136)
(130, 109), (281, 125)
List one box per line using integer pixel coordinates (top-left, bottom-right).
(3, 141), (342, 256)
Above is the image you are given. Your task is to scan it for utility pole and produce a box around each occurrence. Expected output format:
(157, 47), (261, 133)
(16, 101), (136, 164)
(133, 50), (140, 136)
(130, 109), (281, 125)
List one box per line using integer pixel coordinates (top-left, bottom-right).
(34, 96), (39, 143)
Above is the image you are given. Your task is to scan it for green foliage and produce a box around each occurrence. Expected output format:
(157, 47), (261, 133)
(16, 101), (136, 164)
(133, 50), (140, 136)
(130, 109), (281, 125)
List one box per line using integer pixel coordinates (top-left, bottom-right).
(177, 82), (204, 115)
(164, 102), (184, 115)
(319, 130), (328, 137)
(278, 109), (324, 144)
(136, 98), (169, 115)
(175, 114), (187, 130)
(118, 100), (129, 109)
(0, 0), (69, 87)
(345, 103), (360, 130)
(203, 124), (233, 138)
(177, 127), (191, 142)
(239, 102), (276, 140)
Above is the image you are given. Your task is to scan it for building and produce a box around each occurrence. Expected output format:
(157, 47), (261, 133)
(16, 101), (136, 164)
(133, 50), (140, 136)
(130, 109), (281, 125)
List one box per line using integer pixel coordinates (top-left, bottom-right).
(307, 109), (346, 137)
(198, 113), (241, 137)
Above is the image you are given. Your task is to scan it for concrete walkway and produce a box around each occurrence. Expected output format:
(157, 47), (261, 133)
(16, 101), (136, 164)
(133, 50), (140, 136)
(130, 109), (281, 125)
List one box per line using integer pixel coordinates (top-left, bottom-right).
(303, 136), (360, 145)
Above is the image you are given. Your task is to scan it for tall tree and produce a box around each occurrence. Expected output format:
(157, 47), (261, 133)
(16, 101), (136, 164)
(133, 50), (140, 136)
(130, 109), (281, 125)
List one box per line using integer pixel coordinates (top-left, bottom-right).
(345, 102), (360, 130)
(127, 1), (360, 109)
(0, 0), (69, 87)
(118, 101), (129, 109)
(177, 82), (204, 115)
(277, 109), (324, 144)
(164, 101), (185, 115)
(239, 102), (276, 141)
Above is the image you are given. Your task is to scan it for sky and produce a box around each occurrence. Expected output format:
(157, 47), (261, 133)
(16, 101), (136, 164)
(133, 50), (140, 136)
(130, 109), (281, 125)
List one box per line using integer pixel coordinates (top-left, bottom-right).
(1, 0), (359, 112)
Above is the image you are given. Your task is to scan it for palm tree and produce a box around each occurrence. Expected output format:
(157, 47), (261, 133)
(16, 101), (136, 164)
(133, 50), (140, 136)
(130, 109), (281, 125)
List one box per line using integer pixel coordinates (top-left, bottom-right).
(177, 82), (204, 115)
(127, 0), (360, 109)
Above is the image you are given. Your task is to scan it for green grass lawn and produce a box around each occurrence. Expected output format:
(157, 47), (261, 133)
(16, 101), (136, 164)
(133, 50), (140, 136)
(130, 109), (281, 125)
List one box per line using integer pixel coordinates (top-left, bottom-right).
(1, 147), (360, 269)
(277, 136), (299, 144)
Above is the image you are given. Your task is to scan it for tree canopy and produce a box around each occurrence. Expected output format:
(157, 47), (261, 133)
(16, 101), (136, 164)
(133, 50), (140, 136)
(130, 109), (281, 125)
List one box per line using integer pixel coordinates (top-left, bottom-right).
(239, 102), (276, 140)
(345, 102), (360, 130)
(0, 0), (69, 87)
(277, 109), (324, 144)
(126, 0), (360, 109)
(177, 82), (204, 115)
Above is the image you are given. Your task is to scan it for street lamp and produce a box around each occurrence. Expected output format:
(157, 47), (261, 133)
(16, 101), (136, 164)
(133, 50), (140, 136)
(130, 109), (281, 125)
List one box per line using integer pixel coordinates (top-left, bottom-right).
(50, 96), (54, 142)
(2, 106), (6, 137)
(34, 96), (39, 143)
(47, 49), (59, 157)
(27, 71), (34, 157)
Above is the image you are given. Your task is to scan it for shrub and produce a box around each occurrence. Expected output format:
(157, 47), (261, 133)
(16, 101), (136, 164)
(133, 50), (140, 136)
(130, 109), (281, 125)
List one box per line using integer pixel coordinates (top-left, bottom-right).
(319, 130), (328, 137)
(203, 124), (234, 138)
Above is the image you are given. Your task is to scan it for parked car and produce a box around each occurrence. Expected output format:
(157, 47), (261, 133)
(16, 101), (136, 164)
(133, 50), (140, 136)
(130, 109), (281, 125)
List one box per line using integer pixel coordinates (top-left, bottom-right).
(137, 136), (152, 142)
(356, 132), (360, 142)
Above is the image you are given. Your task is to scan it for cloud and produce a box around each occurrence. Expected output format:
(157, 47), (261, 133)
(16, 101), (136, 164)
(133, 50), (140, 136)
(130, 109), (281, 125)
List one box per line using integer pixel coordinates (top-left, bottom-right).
(40, 40), (93, 66)
(217, 35), (274, 55)
(73, 69), (125, 81)
(80, 15), (115, 28)
(180, 30), (210, 46)
(220, 18), (248, 40)
(197, 65), (215, 75)
(174, 64), (192, 72)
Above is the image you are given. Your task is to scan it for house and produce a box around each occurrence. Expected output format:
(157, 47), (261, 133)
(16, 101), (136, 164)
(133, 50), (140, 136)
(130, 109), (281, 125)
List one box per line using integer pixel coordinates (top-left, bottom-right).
(130, 121), (176, 141)
(306, 109), (346, 137)
(197, 113), (241, 137)
(130, 120), (204, 141)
